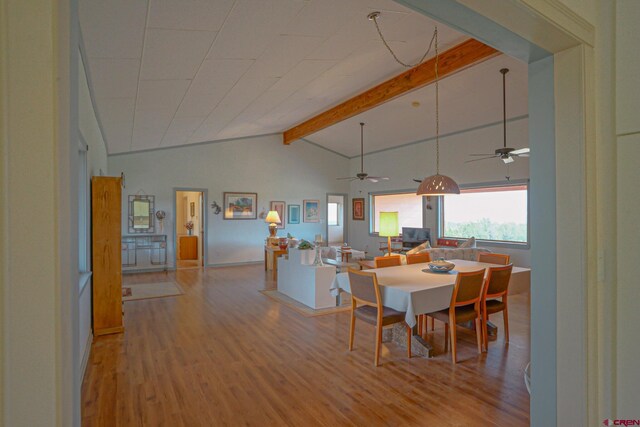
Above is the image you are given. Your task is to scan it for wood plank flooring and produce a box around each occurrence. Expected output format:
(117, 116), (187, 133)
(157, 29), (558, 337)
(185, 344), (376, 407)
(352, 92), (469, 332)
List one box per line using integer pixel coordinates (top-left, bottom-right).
(82, 264), (530, 426)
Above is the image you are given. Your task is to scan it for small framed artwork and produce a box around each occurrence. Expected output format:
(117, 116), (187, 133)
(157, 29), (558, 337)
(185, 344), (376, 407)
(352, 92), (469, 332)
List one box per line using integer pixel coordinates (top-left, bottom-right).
(352, 198), (365, 221)
(189, 201), (195, 217)
(270, 201), (286, 229)
(223, 192), (258, 220)
(288, 204), (300, 224)
(303, 199), (320, 223)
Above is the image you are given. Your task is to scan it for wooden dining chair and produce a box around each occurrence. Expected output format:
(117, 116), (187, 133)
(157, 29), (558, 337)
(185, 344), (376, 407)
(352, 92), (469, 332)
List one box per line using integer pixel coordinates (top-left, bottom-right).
(406, 252), (431, 265)
(481, 264), (513, 351)
(478, 252), (511, 265)
(374, 255), (401, 268)
(425, 269), (485, 363)
(347, 268), (411, 366)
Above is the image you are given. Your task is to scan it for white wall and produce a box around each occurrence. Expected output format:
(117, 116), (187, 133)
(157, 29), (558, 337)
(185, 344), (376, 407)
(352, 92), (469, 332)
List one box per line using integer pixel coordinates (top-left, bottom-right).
(615, 0), (640, 418)
(108, 135), (350, 267)
(347, 118), (531, 266)
(78, 47), (108, 378)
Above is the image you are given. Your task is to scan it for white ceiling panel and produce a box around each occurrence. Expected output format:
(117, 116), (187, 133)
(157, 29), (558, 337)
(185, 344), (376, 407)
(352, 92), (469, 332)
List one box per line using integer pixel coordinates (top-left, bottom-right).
(284, 0), (360, 37)
(87, 58), (140, 100)
(206, 0), (306, 60)
(161, 117), (206, 146)
(246, 35), (325, 78)
(97, 98), (135, 125)
(147, 0), (235, 31)
(102, 123), (132, 154)
(140, 29), (217, 80)
(136, 79), (191, 111)
(79, 0), (147, 59)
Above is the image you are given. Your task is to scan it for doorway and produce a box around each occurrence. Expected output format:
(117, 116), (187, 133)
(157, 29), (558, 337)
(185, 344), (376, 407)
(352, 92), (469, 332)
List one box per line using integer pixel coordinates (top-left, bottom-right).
(174, 189), (207, 269)
(326, 193), (348, 245)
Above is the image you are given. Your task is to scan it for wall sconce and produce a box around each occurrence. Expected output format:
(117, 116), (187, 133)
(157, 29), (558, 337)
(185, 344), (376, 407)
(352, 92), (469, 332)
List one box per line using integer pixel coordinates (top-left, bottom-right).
(211, 201), (221, 215)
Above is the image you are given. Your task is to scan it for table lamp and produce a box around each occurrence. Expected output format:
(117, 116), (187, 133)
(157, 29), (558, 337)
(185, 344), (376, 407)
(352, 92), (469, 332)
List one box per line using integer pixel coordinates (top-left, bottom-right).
(379, 211), (399, 255)
(265, 210), (281, 237)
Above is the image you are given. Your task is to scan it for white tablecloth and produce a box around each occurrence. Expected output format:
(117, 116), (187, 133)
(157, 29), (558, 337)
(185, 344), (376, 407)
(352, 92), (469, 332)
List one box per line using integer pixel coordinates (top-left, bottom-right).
(330, 259), (530, 327)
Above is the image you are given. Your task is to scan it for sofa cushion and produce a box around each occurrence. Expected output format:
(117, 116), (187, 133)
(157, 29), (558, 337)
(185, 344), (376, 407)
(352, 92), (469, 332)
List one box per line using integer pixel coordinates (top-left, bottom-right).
(406, 241), (431, 255)
(459, 237), (476, 248)
(425, 247), (492, 261)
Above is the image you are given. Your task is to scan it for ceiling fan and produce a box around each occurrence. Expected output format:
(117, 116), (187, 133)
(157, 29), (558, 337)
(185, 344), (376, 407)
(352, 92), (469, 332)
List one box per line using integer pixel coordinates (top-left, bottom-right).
(466, 68), (530, 164)
(338, 122), (389, 183)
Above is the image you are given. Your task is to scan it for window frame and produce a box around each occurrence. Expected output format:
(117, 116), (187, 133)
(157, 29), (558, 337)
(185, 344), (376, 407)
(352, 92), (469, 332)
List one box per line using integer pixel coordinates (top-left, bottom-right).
(437, 179), (531, 249)
(368, 189), (427, 236)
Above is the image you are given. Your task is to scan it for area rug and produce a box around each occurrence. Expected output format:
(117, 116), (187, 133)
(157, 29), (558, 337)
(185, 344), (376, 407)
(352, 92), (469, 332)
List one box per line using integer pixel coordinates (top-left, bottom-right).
(122, 282), (184, 302)
(260, 290), (351, 317)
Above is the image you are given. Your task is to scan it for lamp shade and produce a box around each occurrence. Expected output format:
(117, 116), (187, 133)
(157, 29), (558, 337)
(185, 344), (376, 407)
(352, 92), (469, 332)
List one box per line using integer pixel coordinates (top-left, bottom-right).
(378, 212), (399, 237)
(416, 174), (460, 195)
(265, 210), (281, 224)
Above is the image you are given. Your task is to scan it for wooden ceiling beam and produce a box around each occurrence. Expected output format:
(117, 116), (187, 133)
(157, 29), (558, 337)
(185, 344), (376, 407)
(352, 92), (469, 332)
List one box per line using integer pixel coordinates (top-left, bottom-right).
(282, 38), (500, 145)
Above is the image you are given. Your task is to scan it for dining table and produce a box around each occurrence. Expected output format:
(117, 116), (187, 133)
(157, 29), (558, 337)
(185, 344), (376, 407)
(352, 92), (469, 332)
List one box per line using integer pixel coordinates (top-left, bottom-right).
(330, 259), (531, 357)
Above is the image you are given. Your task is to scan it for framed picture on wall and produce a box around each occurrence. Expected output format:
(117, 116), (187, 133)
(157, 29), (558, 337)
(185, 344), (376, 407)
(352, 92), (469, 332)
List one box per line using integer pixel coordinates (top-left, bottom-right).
(223, 192), (258, 220)
(303, 199), (320, 223)
(352, 198), (365, 221)
(288, 204), (300, 224)
(270, 201), (286, 229)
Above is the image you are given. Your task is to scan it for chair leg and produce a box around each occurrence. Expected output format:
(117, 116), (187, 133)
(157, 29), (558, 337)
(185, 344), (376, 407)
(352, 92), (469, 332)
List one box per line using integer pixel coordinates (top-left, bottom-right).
(449, 312), (457, 363)
(406, 324), (412, 358)
(430, 316), (435, 331)
(375, 322), (383, 366)
(503, 304), (510, 344)
(349, 311), (356, 351)
(444, 322), (449, 352)
(482, 310), (489, 352)
(475, 317), (482, 354)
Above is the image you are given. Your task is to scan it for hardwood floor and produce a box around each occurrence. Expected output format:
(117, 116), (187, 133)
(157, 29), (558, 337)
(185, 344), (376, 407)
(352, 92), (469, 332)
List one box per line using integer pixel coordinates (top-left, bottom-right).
(82, 264), (530, 426)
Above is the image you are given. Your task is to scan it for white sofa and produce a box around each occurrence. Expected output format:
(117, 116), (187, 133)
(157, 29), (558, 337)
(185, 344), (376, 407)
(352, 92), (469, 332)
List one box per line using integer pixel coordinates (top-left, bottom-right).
(424, 247), (492, 261)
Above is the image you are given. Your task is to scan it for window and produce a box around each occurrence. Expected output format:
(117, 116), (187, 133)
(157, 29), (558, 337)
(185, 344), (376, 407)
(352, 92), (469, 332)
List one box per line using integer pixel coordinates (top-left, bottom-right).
(370, 192), (424, 233)
(441, 182), (528, 244)
(327, 202), (339, 226)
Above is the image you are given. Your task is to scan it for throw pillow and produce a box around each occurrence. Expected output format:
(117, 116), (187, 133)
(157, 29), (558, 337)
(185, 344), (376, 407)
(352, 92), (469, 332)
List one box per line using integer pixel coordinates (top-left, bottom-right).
(406, 241), (431, 255)
(437, 238), (459, 248)
(459, 236), (476, 248)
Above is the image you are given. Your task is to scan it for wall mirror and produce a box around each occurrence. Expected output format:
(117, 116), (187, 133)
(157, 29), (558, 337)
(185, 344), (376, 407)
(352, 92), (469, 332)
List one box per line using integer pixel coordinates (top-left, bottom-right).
(128, 195), (155, 234)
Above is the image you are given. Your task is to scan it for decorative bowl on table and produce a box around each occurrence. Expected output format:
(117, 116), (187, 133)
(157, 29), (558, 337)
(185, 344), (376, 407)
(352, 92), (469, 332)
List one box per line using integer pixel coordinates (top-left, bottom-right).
(427, 259), (455, 273)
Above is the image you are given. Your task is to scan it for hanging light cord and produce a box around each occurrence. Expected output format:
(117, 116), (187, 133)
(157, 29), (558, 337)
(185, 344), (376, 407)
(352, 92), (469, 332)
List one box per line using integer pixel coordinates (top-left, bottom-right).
(370, 12), (437, 68)
(434, 27), (439, 174)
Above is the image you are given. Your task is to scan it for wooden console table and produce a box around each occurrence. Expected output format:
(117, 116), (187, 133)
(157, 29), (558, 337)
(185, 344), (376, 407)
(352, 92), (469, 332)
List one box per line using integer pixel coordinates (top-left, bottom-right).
(264, 245), (287, 280)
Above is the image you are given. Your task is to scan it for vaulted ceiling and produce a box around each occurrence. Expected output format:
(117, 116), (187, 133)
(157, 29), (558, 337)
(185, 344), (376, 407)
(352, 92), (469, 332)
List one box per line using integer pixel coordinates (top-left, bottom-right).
(79, 0), (527, 156)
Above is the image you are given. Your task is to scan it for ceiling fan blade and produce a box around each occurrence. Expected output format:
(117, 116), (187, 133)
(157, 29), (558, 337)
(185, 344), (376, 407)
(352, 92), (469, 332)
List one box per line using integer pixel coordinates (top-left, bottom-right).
(513, 152), (529, 158)
(465, 155), (499, 163)
(337, 177), (357, 181)
(469, 153), (496, 156)
(413, 178), (423, 183)
(510, 147), (530, 155)
(366, 176), (389, 183)
(502, 156), (515, 164)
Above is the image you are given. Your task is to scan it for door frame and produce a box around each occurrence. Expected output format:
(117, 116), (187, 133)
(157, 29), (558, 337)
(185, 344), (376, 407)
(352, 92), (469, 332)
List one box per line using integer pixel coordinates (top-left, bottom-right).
(173, 187), (208, 268)
(326, 193), (348, 245)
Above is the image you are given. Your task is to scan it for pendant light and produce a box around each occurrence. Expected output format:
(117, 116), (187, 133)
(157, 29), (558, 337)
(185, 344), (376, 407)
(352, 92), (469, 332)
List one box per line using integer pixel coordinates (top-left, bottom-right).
(416, 27), (460, 195)
(368, 13), (459, 195)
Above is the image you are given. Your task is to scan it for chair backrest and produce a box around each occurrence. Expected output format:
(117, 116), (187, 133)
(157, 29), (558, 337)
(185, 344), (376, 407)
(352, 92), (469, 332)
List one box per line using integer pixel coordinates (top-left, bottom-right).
(451, 269), (486, 307)
(478, 252), (511, 265)
(483, 264), (513, 299)
(347, 268), (381, 306)
(374, 255), (401, 268)
(406, 252), (431, 264)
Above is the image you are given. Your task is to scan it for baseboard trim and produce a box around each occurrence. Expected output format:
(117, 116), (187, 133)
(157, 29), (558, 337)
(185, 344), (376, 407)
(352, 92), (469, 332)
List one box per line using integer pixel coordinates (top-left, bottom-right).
(206, 261), (262, 268)
(123, 267), (176, 274)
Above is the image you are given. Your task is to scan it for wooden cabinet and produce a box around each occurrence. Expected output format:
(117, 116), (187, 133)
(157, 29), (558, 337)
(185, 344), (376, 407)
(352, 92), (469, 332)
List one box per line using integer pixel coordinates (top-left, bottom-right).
(91, 176), (124, 336)
(179, 235), (198, 260)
